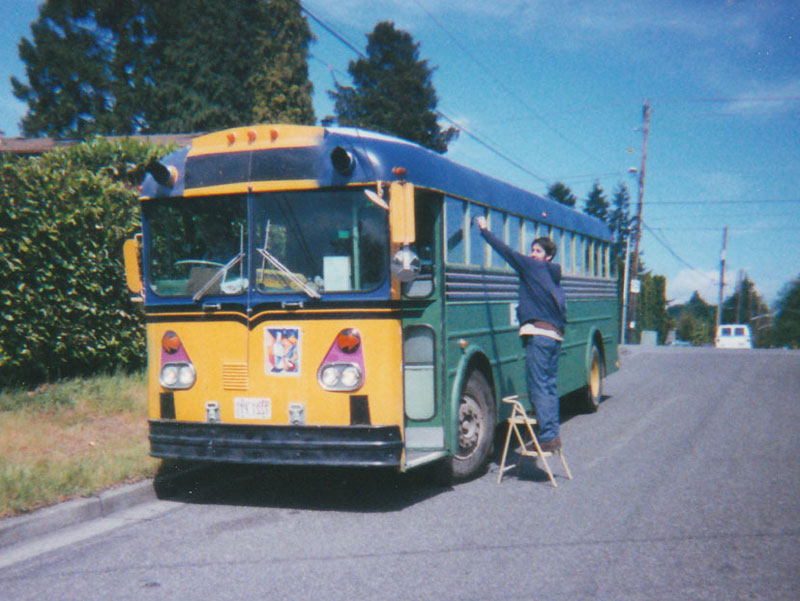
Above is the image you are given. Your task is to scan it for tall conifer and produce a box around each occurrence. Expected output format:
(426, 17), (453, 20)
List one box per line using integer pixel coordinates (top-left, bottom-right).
(329, 21), (457, 153)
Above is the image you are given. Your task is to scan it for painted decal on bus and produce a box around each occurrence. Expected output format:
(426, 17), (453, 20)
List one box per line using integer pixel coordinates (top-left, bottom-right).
(265, 327), (301, 375)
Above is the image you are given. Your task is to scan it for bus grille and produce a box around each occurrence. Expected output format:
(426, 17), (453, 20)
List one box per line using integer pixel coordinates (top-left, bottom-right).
(222, 363), (249, 390)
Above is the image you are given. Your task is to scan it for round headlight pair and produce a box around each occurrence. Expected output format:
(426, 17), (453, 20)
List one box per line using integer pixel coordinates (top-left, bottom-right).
(318, 362), (362, 391)
(160, 362), (196, 389)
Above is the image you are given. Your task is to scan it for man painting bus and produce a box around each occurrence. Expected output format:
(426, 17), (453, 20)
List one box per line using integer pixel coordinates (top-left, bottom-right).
(474, 216), (567, 452)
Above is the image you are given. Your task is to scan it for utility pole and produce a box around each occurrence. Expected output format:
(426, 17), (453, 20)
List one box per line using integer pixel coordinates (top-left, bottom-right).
(715, 226), (728, 329)
(620, 234), (631, 343)
(627, 100), (651, 343)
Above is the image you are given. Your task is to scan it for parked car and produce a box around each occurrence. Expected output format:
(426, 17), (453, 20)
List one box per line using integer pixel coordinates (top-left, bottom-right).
(715, 324), (752, 349)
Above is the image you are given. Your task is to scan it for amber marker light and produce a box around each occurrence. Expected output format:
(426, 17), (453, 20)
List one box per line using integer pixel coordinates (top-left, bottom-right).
(336, 328), (361, 353)
(227, 132), (236, 145)
(270, 128), (279, 142)
(247, 129), (257, 143)
(162, 330), (181, 354)
(392, 166), (407, 177)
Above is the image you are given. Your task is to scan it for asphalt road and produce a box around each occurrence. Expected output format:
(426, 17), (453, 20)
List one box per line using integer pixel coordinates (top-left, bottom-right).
(1, 346), (799, 601)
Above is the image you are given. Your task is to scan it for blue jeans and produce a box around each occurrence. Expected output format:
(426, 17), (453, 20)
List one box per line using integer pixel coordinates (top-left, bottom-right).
(524, 335), (561, 442)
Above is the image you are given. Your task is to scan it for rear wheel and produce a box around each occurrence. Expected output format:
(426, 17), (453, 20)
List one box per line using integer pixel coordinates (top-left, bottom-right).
(449, 370), (496, 481)
(582, 345), (603, 413)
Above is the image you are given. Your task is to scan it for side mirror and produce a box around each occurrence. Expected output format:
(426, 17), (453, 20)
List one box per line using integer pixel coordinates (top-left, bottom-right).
(123, 236), (143, 298)
(391, 247), (421, 282)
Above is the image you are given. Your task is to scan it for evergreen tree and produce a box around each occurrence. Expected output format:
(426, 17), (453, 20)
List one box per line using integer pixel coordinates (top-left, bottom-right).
(546, 181), (577, 207)
(772, 275), (800, 348)
(145, 0), (267, 133)
(11, 0), (150, 137)
(248, 0), (315, 125)
(721, 274), (769, 326)
(608, 182), (631, 262)
(636, 272), (669, 343)
(329, 21), (457, 153)
(12, 0), (316, 136)
(583, 181), (609, 223)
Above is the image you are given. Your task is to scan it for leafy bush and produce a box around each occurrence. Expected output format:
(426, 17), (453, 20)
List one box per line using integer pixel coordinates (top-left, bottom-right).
(0, 137), (170, 387)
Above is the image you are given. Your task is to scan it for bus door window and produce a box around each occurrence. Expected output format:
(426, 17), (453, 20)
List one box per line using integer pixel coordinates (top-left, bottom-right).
(402, 191), (440, 299)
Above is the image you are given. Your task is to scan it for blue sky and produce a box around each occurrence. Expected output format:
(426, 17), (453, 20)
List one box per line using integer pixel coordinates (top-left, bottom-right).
(2, 0), (798, 307)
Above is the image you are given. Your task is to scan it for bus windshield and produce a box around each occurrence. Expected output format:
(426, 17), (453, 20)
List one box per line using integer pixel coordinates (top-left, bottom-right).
(145, 189), (389, 298)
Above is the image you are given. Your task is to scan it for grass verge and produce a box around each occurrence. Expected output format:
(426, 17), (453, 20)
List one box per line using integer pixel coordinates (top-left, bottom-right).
(0, 372), (159, 518)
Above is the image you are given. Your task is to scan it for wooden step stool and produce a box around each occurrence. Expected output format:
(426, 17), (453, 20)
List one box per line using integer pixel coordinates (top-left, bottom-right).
(497, 396), (573, 486)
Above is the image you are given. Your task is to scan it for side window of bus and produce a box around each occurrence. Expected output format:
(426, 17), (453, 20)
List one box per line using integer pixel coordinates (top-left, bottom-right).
(445, 197), (465, 264)
(469, 203), (486, 266)
(561, 230), (572, 274)
(490, 209), (505, 268)
(584, 238), (594, 276)
(508, 215), (522, 255)
(594, 241), (602, 277)
(551, 228), (562, 267)
(573, 235), (581, 275)
(523, 220), (537, 254)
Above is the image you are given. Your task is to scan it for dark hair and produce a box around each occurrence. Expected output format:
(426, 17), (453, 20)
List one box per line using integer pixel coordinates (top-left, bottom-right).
(532, 236), (557, 259)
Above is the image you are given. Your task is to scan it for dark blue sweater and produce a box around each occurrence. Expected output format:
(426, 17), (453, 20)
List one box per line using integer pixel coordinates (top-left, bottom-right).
(480, 228), (567, 333)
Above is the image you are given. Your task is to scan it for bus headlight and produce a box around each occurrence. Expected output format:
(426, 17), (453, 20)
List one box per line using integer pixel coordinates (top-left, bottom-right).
(317, 362), (363, 391)
(340, 365), (361, 388)
(160, 362), (196, 390)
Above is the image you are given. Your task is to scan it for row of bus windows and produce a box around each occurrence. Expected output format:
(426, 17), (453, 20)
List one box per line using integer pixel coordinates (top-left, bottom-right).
(444, 197), (612, 278)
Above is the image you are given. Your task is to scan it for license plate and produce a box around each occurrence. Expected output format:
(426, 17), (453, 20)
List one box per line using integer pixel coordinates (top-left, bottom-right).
(234, 397), (272, 420)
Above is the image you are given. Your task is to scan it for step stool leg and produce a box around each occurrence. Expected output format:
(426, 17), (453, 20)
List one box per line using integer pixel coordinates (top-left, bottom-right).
(497, 421), (516, 483)
(557, 450), (573, 480)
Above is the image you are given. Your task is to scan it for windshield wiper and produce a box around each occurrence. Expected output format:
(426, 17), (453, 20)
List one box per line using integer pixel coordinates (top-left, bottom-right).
(256, 247), (321, 300)
(192, 252), (245, 302)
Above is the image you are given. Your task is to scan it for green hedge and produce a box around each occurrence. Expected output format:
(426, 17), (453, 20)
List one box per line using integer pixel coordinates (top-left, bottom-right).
(0, 138), (171, 387)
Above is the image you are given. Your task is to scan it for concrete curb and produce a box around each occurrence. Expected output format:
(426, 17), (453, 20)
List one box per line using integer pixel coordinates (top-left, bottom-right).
(0, 479), (157, 550)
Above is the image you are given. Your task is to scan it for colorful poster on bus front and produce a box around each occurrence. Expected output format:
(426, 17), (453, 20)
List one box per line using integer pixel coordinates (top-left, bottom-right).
(265, 327), (301, 375)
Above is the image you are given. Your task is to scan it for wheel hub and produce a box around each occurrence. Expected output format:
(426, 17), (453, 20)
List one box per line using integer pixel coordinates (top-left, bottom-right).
(457, 395), (483, 457)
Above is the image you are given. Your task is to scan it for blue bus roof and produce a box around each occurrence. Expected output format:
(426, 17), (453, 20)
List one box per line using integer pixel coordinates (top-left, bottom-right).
(142, 125), (612, 241)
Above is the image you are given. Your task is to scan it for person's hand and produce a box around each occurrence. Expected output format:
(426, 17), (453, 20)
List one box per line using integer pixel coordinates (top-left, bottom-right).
(475, 216), (487, 230)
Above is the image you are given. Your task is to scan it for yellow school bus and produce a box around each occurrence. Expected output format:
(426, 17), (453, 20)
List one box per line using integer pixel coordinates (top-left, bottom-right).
(124, 124), (618, 480)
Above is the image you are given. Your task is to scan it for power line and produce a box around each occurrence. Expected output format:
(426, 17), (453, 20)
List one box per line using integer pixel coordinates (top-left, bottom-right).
(297, 0), (550, 185)
(642, 220), (717, 283)
(297, 2), (366, 59)
(409, 0), (603, 165)
(644, 198), (800, 205)
(434, 110), (549, 183)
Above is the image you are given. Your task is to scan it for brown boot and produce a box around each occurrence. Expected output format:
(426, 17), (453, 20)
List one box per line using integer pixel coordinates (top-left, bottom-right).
(539, 437), (562, 453)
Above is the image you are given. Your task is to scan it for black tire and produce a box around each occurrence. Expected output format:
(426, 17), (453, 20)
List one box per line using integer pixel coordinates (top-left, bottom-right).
(448, 370), (496, 481)
(582, 345), (604, 413)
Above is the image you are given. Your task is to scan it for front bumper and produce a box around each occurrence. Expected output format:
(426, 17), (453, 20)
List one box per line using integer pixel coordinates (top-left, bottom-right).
(149, 420), (403, 467)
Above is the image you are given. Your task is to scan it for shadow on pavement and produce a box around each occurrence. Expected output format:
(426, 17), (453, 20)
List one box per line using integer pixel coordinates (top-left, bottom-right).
(153, 460), (450, 513)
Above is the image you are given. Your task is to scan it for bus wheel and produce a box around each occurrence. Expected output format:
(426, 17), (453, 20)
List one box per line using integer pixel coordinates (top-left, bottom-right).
(582, 345), (604, 413)
(451, 370), (496, 480)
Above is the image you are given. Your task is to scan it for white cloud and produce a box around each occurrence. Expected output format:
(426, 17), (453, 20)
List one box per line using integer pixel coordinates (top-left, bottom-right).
(668, 268), (721, 304)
